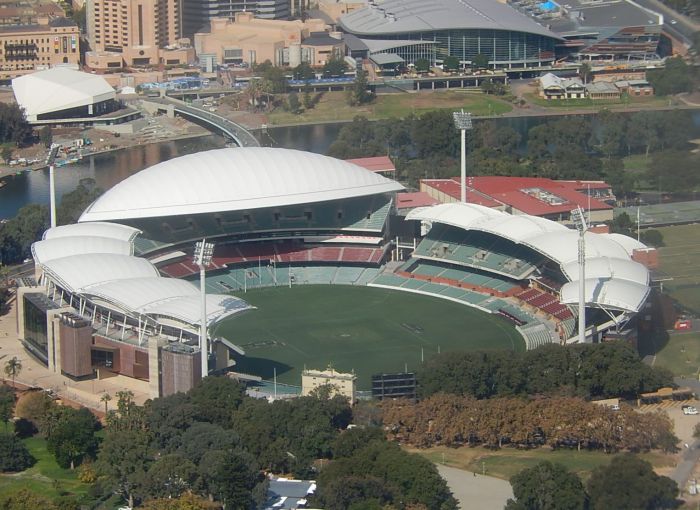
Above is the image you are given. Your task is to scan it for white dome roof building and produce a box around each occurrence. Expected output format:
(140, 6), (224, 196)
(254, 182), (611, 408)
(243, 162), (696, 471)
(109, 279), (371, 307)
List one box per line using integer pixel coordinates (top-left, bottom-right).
(12, 67), (117, 123)
(80, 147), (405, 249)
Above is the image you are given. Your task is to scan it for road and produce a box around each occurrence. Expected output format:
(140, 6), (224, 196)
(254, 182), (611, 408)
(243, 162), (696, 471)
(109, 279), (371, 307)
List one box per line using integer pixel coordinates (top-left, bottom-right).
(437, 464), (514, 510)
(671, 377), (700, 490)
(633, 0), (698, 44)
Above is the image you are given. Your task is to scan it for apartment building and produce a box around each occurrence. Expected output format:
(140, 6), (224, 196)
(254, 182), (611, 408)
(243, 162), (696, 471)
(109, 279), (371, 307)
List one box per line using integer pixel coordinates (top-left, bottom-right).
(0, 17), (80, 80)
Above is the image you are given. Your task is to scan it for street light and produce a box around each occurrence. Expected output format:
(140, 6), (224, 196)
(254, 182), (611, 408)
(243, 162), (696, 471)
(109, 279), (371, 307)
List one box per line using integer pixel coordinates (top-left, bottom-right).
(194, 239), (215, 379)
(452, 110), (473, 203)
(571, 207), (588, 344)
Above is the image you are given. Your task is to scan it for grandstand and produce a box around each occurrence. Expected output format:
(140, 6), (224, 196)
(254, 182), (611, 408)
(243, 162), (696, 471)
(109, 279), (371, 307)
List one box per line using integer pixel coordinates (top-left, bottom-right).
(369, 202), (651, 349)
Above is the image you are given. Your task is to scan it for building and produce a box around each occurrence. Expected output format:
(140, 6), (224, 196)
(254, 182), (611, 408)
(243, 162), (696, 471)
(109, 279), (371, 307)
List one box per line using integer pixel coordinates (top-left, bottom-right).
(20, 221), (252, 397)
(615, 79), (653, 96)
(182, 0), (291, 41)
(338, 0), (562, 68)
(0, 1), (65, 26)
(345, 155), (395, 177)
(586, 80), (621, 100)
(510, 0), (663, 62)
(265, 478), (316, 510)
(538, 73), (585, 100)
(12, 67), (124, 124)
(0, 17), (79, 80)
(420, 176), (615, 222)
(86, 0), (193, 70)
(302, 367), (357, 404)
(194, 12), (332, 67)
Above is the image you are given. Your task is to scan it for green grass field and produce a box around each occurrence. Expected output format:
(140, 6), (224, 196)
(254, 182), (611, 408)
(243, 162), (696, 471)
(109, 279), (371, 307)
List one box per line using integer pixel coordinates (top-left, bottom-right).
(653, 332), (700, 378)
(657, 224), (700, 313)
(411, 445), (674, 481)
(266, 90), (512, 125)
(0, 436), (89, 499)
(214, 285), (523, 389)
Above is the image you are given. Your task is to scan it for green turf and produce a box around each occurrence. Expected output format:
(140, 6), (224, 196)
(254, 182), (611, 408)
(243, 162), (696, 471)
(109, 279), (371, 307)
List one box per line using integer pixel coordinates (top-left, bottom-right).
(657, 224), (700, 313)
(0, 436), (89, 499)
(653, 332), (700, 378)
(214, 285), (524, 389)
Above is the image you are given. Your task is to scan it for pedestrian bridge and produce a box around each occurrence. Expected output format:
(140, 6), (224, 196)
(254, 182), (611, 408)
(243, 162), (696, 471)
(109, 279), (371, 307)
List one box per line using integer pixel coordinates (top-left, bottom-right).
(147, 96), (260, 148)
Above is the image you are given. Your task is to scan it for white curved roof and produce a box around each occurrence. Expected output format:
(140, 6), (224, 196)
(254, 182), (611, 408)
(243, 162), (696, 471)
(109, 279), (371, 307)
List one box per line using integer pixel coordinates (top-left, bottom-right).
(561, 278), (650, 312)
(12, 67), (115, 121)
(43, 222), (140, 243)
(407, 202), (650, 312)
(145, 294), (252, 327)
(84, 277), (200, 313)
(339, 0), (561, 39)
(79, 148), (404, 222)
(561, 257), (649, 286)
(41, 254), (160, 294)
(601, 233), (647, 256)
(32, 236), (133, 265)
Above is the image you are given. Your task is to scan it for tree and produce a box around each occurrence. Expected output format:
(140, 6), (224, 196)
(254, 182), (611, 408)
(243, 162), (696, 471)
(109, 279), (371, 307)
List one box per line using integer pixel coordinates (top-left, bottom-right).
(14, 390), (54, 432)
(0, 103), (32, 145)
(0, 489), (56, 510)
(506, 461), (586, 510)
(587, 454), (678, 510)
(140, 493), (221, 510)
(198, 449), (258, 508)
(71, 4), (86, 31)
(0, 432), (35, 472)
(97, 429), (152, 508)
(472, 53), (489, 69)
(39, 126), (53, 148)
(323, 56), (348, 77)
(46, 407), (99, 469)
(0, 203), (49, 265)
(1, 144), (13, 163)
(579, 62), (592, 85)
(293, 62), (315, 81)
(640, 229), (664, 247)
(143, 454), (198, 499)
(56, 178), (102, 225)
(347, 70), (372, 106)
(414, 58), (430, 73)
(4, 357), (22, 388)
(262, 66), (288, 94)
(100, 393), (112, 415)
(443, 56), (460, 72)
(287, 92), (301, 114)
(0, 386), (14, 430)
(647, 57), (694, 96)
(188, 376), (245, 427)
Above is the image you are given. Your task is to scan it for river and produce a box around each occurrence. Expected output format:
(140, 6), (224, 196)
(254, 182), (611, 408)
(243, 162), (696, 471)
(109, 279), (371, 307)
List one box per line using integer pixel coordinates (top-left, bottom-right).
(1, 111), (699, 220)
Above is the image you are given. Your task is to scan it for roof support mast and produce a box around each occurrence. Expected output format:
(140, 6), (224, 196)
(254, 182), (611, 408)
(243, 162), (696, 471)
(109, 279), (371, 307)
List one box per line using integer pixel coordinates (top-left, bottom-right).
(453, 110), (472, 203)
(194, 239), (215, 380)
(571, 206), (588, 343)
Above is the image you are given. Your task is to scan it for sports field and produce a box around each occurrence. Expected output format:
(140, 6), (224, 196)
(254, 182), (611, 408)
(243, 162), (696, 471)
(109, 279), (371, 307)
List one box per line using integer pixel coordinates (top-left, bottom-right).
(213, 285), (523, 389)
(657, 224), (700, 313)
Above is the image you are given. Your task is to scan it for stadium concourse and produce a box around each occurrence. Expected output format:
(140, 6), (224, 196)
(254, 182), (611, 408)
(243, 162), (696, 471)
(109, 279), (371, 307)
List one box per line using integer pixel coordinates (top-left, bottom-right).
(19, 147), (652, 397)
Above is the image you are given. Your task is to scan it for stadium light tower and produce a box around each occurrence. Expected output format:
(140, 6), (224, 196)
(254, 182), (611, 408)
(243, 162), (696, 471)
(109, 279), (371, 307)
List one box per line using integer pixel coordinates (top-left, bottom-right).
(47, 144), (59, 228)
(194, 239), (215, 379)
(571, 207), (588, 344)
(452, 110), (473, 203)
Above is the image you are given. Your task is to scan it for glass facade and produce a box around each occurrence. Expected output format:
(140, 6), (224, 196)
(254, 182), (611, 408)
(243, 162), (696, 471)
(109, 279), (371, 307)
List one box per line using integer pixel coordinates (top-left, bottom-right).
(362, 29), (557, 67)
(23, 293), (60, 366)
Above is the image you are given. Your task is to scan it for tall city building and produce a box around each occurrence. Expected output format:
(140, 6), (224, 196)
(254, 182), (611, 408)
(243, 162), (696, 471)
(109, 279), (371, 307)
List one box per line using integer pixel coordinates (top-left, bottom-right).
(182, 0), (290, 40)
(87, 0), (185, 67)
(0, 17), (80, 80)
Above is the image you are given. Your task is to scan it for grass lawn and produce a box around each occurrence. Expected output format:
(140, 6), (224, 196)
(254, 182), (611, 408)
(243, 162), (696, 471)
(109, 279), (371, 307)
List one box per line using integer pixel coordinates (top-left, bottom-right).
(652, 331), (700, 378)
(214, 285), (523, 389)
(0, 436), (89, 499)
(525, 93), (671, 111)
(408, 445), (674, 481)
(266, 90), (512, 125)
(657, 224), (700, 314)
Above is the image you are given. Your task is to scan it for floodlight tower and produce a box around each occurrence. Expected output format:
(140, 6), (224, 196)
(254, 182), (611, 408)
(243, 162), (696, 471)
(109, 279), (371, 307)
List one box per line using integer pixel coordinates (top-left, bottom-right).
(571, 207), (588, 344)
(194, 239), (215, 379)
(452, 110), (473, 203)
(47, 144), (59, 228)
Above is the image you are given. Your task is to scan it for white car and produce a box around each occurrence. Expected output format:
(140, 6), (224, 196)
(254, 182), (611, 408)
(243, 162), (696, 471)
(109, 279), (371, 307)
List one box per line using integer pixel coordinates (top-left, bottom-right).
(682, 405), (698, 415)
(670, 19), (677, 24)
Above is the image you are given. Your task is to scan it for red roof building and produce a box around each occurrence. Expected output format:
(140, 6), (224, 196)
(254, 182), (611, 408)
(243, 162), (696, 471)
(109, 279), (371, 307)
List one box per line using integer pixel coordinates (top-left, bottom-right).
(420, 176), (615, 222)
(345, 156), (395, 176)
(396, 192), (439, 210)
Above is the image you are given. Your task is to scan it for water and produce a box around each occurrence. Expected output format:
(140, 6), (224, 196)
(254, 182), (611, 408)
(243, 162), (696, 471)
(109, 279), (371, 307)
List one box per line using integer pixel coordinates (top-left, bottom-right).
(2, 110), (699, 220)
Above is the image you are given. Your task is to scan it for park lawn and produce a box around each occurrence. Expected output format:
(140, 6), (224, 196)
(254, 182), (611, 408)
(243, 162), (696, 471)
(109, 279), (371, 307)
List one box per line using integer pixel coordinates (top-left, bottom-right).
(0, 436), (90, 499)
(266, 90), (512, 125)
(215, 285), (523, 389)
(408, 445), (674, 481)
(657, 224), (700, 314)
(653, 332), (700, 378)
(525, 93), (670, 110)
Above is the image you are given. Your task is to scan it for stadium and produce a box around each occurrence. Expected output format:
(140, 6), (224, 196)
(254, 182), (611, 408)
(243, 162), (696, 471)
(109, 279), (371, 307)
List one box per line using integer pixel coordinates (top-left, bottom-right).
(20, 147), (651, 395)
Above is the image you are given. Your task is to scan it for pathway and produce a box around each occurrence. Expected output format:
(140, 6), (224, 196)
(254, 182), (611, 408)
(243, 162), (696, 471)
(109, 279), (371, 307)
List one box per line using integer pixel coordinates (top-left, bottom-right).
(437, 464), (514, 510)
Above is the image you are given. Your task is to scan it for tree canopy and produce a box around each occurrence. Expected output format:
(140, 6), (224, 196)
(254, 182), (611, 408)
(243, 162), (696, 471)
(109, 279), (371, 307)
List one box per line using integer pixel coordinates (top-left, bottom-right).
(507, 461), (586, 510)
(0, 432), (35, 472)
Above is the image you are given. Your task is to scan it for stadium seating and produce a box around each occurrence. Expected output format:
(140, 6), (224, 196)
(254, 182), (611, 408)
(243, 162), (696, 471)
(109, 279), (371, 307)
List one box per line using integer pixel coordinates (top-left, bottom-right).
(518, 323), (555, 349)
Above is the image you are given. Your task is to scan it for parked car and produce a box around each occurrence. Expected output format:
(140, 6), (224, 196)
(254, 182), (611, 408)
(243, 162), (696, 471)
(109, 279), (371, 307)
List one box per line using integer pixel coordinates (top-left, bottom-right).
(682, 405), (698, 415)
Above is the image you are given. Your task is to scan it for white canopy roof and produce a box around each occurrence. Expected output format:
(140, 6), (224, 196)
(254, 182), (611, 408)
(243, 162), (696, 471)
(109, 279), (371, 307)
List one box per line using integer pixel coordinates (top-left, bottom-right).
(561, 278), (650, 312)
(12, 67), (115, 121)
(32, 236), (133, 265)
(41, 254), (160, 294)
(407, 202), (650, 312)
(145, 294), (251, 327)
(601, 233), (647, 256)
(79, 148), (404, 222)
(43, 222), (140, 243)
